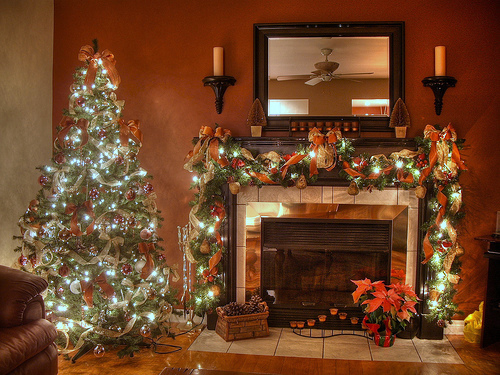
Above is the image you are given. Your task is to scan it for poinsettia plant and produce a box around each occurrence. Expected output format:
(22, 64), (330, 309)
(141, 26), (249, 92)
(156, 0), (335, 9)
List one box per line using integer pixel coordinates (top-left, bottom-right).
(352, 278), (420, 335)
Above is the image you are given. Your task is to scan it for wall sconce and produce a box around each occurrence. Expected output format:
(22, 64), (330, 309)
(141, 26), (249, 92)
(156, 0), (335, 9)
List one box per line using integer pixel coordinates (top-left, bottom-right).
(204, 47), (236, 114)
(422, 46), (457, 115)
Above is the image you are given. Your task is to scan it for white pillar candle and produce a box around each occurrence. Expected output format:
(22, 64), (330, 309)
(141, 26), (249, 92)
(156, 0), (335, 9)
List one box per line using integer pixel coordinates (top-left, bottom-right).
(434, 46), (446, 76)
(213, 47), (224, 76)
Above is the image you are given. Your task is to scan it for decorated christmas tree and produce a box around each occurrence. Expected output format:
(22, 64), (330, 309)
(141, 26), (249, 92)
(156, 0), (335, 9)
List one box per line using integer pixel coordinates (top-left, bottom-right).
(13, 41), (177, 359)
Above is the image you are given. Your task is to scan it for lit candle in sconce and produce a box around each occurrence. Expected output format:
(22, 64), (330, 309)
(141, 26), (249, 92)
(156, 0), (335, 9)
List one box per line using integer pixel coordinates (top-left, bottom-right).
(213, 47), (224, 76)
(434, 46), (446, 76)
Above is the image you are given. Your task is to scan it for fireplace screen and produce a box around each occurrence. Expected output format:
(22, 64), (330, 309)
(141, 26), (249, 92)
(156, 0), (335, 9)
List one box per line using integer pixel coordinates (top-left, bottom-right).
(261, 218), (391, 307)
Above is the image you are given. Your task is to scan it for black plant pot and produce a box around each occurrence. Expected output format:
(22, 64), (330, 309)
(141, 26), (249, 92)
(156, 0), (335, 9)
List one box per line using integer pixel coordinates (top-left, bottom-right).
(206, 310), (218, 330)
(397, 317), (419, 339)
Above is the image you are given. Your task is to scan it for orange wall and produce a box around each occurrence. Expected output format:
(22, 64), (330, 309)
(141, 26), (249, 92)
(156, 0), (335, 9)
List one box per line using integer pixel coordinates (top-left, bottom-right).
(54, 0), (500, 317)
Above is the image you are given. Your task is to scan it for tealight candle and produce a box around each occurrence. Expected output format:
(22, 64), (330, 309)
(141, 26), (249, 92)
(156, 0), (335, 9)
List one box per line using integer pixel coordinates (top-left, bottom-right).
(307, 319), (316, 327)
(296, 321), (305, 329)
(318, 315), (327, 323)
(339, 312), (347, 320)
(350, 317), (359, 324)
(329, 308), (338, 315)
(290, 321), (297, 328)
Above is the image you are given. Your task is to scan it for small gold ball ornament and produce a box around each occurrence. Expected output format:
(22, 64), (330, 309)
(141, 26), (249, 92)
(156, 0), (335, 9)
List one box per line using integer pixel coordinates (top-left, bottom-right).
(200, 239), (211, 254)
(347, 180), (360, 196)
(295, 174), (307, 189)
(415, 185), (427, 199)
(229, 182), (241, 195)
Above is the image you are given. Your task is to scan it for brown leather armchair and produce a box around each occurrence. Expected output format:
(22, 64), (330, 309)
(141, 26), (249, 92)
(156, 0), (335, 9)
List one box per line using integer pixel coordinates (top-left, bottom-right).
(0, 265), (58, 375)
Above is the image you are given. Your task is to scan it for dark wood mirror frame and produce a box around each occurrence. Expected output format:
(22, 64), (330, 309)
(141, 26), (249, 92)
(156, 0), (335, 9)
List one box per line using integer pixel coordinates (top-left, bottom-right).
(254, 22), (405, 133)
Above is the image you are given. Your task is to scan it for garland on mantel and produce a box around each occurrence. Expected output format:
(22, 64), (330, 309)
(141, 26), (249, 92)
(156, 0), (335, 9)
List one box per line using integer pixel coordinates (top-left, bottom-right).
(183, 124), (467, 326)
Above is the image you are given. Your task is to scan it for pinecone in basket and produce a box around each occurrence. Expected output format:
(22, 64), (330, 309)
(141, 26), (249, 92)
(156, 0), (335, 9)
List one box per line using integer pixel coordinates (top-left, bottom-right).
(221, 301), (243, 316)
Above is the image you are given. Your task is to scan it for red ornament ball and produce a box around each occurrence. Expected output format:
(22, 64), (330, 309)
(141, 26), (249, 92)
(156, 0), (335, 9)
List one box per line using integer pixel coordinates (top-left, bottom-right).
(207, 275), (214, 283)
(88, 245), (99, 256)
(126, 189), (136, 201)
(115, 155), (124, 165)
(75, 97), (85, 107)
(18, 255), (28, 266)
(121, 263), (133, 275)
(437, 319), (445, 328)
(58, 264), (70, 277)
(113, 214), (124, 224)
(89, 188), (100, 200)
(98, 129), (107, 140)
(93, 344), (105, 358)
(38, 175), (49, 186)
(140, 228), (152, 240)
(143, 182), (154, 195)
(54, 152), (66, 165)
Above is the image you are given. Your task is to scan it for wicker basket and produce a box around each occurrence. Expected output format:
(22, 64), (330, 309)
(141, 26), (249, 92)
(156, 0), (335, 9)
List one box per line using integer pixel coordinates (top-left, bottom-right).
(215, 302), (269, 341)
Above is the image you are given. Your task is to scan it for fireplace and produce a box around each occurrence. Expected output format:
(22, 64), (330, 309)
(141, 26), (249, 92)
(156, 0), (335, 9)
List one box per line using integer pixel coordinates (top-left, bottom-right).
(242, 202), (409, 326)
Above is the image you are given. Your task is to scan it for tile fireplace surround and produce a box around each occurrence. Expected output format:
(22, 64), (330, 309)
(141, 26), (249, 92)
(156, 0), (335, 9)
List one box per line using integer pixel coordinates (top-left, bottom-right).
(234, 185), (419, 304)
(189, 327), (464, 364)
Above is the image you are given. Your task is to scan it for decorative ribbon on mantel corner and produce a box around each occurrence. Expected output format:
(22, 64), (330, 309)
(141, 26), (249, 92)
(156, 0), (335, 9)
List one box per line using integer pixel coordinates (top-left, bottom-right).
(308, 127), (340, 177)
(184, 125), (232, 172)
(78, 45), (121, 89)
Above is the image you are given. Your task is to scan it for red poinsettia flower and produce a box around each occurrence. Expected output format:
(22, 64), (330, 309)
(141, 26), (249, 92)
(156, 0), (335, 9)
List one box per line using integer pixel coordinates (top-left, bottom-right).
(396, 300), (418, 321)
(362, 287), (403, 313)
(389, 282), (419, 299)
(351, 278), (384, 303)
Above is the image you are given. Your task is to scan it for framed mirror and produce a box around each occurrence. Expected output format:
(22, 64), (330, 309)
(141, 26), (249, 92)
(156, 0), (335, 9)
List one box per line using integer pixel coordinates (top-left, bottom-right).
(254, 22), (404, 133)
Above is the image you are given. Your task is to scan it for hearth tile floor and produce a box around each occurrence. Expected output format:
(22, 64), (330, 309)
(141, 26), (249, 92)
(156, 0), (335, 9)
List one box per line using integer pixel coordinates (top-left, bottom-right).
(188, 327), (464, 364)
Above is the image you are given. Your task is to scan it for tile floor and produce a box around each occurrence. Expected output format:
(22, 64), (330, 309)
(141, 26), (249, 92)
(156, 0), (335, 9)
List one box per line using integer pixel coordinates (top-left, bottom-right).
(188, 327), (464, 364)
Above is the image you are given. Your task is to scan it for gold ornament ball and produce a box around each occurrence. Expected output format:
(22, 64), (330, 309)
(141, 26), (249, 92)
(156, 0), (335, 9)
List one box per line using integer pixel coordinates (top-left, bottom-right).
(200, 239), (211, 254)
(229, 181), (241, 195)
(295, 174), (307, 189)
(210, 284), (221, 297)
(140, 325), (152, 337)
(93, 344), (105, 358)
(347, 180), (360, 196)
(415, 185), (427, 199)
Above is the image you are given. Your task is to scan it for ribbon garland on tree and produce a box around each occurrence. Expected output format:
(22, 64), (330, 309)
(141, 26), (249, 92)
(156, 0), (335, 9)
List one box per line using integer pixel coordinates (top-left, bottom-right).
(184, 123), (467, 324)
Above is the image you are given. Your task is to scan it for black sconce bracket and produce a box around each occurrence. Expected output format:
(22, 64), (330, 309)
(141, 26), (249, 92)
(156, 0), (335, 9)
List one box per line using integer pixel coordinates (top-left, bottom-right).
(203, 76), (236, 114)
(422, 76), (457, 115)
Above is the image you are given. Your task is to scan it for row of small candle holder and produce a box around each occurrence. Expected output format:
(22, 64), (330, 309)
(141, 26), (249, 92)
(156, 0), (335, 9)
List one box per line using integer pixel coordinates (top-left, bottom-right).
(290, 121), (359, 133)
(289, 307), (360, 329)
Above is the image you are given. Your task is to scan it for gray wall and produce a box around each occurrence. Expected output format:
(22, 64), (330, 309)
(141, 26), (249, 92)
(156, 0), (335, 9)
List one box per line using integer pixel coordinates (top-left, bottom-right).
(0, 0), (53, 266)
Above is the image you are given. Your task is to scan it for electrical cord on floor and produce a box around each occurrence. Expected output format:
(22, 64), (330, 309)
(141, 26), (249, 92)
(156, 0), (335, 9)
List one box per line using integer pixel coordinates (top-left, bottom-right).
(146, 313), (206, 354)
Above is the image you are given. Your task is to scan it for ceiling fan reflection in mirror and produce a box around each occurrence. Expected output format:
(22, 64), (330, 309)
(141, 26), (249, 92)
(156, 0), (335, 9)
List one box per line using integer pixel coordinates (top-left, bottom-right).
(277, 48), (374, 86)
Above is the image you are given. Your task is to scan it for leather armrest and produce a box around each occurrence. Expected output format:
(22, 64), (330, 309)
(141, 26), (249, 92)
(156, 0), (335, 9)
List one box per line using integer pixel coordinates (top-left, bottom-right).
(0, 265), (48, 327)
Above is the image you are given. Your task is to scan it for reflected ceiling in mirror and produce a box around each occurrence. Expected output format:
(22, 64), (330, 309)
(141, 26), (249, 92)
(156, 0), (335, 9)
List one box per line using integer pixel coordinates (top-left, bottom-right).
(268, 36), (390, 117)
